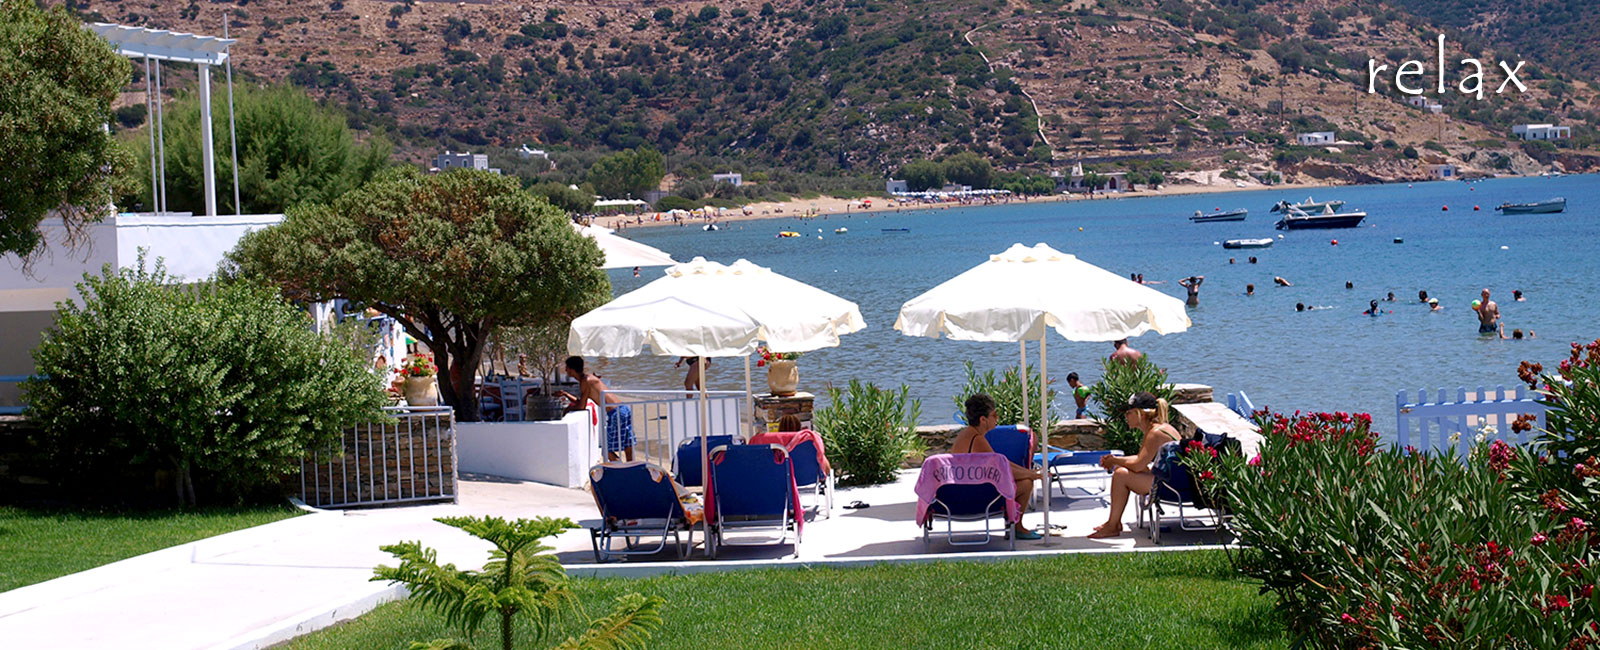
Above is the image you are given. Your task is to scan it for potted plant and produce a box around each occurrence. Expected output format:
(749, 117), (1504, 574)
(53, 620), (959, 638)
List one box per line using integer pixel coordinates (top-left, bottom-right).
(757, 345), (802, 396)
(400, 353), (439, 406)
(498, 319), (574, 421)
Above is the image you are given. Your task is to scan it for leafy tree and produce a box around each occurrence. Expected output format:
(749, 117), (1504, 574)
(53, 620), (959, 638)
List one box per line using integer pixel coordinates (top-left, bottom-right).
(897, 159), (944, 191)
(375, 516), (664, 650)
(123, 85), (392, 215)
(1088, 356), (1175, 454)
(939, 152), (993, 189)
(24, 257), (386, 505)
(1, 0), (132, 258)
(525, 181), (594, 215)
(585, 148), (664, 199)
(231, 168), (610, 421)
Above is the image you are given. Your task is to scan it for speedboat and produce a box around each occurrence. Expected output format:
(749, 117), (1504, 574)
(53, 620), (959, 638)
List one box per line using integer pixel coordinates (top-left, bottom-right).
(1274, 205), (1367, 230)
(1496, 197), (1565, 214)
(1222, 238), (1274, 249)
(1270, 197), (1346, 214)
(1190, 208), (1247, 223)
(834, 227), (848, 234)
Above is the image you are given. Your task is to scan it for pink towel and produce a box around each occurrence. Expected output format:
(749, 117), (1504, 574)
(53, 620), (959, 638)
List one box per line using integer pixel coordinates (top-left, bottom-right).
(914, 453), (1019, 526)
(749, 429), (831, 475)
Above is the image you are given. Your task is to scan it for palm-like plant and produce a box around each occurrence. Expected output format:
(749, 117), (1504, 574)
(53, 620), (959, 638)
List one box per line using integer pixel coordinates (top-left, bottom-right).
(374, 516), (663, 650)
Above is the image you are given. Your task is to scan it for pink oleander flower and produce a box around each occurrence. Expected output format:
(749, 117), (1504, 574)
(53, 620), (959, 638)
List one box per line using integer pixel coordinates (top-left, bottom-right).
(1532, 533), (1548, 546)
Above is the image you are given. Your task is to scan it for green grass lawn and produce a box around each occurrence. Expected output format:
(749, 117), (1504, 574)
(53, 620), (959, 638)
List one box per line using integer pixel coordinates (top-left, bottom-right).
(285, 550), (1287, 650)
(0, 504), (300, 592)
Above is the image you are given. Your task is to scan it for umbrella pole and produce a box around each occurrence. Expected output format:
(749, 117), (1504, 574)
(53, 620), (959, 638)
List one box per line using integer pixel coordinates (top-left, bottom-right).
(744, 355), (753, 436)
(1019, 340), (1029, 430)
(1039, 334), (1051, 541)
(698, 360), (711, 557)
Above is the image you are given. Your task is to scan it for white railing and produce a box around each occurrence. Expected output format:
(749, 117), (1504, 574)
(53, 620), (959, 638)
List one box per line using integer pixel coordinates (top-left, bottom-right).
(1395, 386), (1548, 458)
(600, 389), (748, 475)
(299, 405), (458, 508)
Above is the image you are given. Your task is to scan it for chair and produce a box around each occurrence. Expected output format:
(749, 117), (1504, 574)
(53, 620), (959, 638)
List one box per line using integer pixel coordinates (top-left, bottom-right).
(674, 434), (739, 488)
(585, 462), (699, 562)
(923, 483), (1016, 551)
(984, 425), (1094, 500)
(788, 438), (834, 519)
(498, 379), (527, 422)
(707, 444), (800, 557)
(1136, 437), (1229, 544)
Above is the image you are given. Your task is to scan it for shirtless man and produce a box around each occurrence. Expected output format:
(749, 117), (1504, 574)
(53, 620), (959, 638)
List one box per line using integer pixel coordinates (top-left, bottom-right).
(559, 356), (633, 461)
(1178, 275), (1203, 307)
(1473, 288), (1500, 335)
(1110, 339), (1143, 365)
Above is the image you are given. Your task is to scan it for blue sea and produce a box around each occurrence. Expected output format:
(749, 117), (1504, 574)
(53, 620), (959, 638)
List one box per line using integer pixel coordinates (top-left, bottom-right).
(596, 175), (1600, 435)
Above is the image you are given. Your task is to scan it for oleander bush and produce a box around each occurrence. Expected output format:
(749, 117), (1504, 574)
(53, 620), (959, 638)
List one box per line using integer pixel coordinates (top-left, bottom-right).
(953, 361), (1058, 437)
(1185, 340), (1600, 649)
(23, 259), (387, 505)
(1089, 356), (1174, 454)
(814, 380), (921, 486)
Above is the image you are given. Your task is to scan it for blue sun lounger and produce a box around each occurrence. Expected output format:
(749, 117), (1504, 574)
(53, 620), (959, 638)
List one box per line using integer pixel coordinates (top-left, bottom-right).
(586, 462), (699, 562)
(707, 444), (800, 558)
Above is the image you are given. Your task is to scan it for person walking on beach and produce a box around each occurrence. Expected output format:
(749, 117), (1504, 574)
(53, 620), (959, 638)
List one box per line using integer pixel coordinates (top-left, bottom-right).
(1110, 340), (1143, 365)
(1474, 288), (1500, 334)
(1178, 276), (1203, 306)
(560, 356), (633, 461)
(675, 356), (710, 397)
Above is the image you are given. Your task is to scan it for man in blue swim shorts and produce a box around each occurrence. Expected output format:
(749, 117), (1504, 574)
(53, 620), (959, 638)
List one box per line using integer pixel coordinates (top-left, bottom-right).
(1473, 288), (1500, 335)
(560, 356), (635, 461)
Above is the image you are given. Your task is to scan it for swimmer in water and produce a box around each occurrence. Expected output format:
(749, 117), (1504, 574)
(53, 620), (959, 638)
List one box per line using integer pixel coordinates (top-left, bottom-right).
(1429, 298), (1442, 311)
(1179, 275), (1204, 307)
(1498, 323), (1534, 340)
(1513, 289), (1525, 302)
(1419, 290), (1430, 304)
(1364, 299), (1382, 317)
(1296, 302), (1306, 312)
(1385, 292), (1396, 302)
(1345, 281), (1354, 290)
(1273, 276), (1292, 287)
(1245, 283), (1255, 296)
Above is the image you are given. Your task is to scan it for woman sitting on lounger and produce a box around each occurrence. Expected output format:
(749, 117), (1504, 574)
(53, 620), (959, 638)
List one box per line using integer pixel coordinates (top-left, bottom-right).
(1088, 392), (1182, 539)
(949, 393), (1044, 540)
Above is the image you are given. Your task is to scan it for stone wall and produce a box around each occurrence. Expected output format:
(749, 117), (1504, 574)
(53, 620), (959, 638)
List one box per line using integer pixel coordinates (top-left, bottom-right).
(298, 412), (458, 508)
(752, 392), (813, 434)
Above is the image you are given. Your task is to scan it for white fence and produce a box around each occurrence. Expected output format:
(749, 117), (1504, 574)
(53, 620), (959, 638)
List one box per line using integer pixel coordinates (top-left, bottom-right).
(602, 389), (747, 474)
(1395, 386), (1549, 458)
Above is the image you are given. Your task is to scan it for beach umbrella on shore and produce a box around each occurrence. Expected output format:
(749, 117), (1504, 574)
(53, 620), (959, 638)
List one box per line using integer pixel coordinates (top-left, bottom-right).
(574, 223), (676, 269)
(569, 257), (867, 555)
(894, 242), (1191, 539)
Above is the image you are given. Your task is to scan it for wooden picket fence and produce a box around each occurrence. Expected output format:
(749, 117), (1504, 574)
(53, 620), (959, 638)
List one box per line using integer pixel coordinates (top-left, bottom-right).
(1395, 386), (1549, 458)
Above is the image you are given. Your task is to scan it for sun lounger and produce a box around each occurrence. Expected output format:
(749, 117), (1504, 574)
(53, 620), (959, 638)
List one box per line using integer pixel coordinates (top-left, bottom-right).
(1136, 435), (1231, 544)
(706, 444), (802, 558)
(585, 461), (702, 562)
(675, 434), (739, 488)
(914, 453), (1019, 550)
(750, 429), (833, 518)
(984, 425), (1114, 500)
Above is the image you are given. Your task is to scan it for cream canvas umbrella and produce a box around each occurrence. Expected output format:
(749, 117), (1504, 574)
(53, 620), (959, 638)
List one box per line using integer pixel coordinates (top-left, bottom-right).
(894, 242), (1191, 538)
(569, 257), (867, 554)
(573, 223), (676, 270)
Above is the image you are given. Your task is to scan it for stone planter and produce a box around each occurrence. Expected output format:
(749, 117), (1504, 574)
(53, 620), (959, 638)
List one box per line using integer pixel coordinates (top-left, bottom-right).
(766, 359), (798, 397)
(404, 376), (438, 406)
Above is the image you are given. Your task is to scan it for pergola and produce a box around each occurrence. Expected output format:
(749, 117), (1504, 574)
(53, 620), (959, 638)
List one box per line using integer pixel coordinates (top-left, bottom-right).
(87, 23), (238, 216)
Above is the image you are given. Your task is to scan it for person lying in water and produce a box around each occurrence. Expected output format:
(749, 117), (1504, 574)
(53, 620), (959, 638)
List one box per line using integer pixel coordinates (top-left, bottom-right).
(1089, 392), (1182, 539)
(1499, 323), (1534, 340)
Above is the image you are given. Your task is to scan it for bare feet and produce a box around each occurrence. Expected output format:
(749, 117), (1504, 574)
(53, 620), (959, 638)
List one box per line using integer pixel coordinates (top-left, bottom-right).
(1087, 522), (1123, 539)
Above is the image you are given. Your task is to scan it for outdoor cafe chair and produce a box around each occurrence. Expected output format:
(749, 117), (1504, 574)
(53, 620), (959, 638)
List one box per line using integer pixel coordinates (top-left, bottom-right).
(585, 462), (702, 562)
(706, 444), (801, 558)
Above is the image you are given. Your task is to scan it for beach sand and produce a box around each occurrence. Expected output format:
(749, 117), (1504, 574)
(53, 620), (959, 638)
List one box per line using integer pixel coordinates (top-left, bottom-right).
(592, 175), (1333, 231)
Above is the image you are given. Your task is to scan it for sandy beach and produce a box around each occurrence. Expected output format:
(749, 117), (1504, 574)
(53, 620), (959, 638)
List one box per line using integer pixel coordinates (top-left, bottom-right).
(592, 175), (1334, 231)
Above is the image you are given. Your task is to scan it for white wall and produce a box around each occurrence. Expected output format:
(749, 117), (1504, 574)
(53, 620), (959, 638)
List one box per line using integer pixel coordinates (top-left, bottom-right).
(456, 411), (600, 488)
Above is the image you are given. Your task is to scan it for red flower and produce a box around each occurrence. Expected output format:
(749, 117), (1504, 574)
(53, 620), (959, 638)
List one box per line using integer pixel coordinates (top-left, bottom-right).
(1532, 533), (1548, 546)
(1339, 613), (1356, 625)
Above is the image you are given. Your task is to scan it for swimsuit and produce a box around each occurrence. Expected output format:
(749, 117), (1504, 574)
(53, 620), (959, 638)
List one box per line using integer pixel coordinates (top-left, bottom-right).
(604, 404), (635, 452)
(1478, 322), (1497, 334)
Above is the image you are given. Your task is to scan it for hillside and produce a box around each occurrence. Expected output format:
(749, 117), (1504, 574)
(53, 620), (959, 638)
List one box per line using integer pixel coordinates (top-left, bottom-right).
(66, 0), (1600, 186)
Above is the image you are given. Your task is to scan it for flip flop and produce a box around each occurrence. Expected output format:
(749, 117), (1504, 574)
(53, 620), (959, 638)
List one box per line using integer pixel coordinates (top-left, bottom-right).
(844, 500), (870, 510)
(1015, 528), (1044, 541)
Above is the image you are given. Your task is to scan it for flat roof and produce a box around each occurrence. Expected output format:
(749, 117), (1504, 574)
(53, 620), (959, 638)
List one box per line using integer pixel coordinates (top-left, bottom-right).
(87, 23), (234, 65)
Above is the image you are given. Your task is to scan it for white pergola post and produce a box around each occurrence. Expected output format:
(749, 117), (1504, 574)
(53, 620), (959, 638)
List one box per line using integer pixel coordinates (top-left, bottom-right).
(198, 63), (217, 216)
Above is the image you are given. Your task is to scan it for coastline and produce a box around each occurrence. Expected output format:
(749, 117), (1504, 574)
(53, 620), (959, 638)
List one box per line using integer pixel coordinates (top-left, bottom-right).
(591, 177), (1336, 231)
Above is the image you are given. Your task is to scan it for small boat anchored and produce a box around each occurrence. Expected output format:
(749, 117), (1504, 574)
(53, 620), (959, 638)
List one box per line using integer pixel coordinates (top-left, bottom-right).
(834, 227), (849, 234)
(1275, 204), (1367, 230)
(1190, 208), (1248, 223)
(1270, 197), (1346, 214)
(1496, 197), (1565, 214)
(1222, 238), (1274, 249)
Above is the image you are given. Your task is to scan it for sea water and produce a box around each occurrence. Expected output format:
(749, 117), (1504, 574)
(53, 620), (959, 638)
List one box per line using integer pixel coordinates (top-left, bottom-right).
(599, 175), (1600, 436)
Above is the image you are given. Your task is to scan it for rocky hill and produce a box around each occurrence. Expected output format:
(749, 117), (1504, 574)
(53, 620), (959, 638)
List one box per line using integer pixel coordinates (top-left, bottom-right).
(67, 0), (1600, 183)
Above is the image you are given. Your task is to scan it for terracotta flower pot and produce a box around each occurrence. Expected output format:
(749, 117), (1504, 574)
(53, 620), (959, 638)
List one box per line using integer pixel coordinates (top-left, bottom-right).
(766, 359), (798, 397)
(404, 376), (438, 406)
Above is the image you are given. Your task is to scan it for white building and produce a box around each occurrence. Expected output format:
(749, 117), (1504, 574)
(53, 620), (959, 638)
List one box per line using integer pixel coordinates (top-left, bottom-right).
(1296, 131), (1336, 146)
(885, 179), (909, 194)
(433, 151), (501, 174)
(516, 144), (549, 161)
(1512, 124), (1571, 141)
(1054, 163), (1127, 193)
(711, 172), (743, 187)
(1426, 164), (1457, 180)
(1405, 96), (1443, 114)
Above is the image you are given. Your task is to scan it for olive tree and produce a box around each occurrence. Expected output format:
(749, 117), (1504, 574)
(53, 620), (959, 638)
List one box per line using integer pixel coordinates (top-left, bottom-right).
(0, 0), (132, 258)
(231, 168), (610, 421)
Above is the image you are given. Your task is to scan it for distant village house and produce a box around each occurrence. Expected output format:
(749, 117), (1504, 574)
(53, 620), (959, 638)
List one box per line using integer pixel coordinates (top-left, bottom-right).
(1404, 96), (1444, 114)
(1512, 124), (1571, 141)
(431, 150), (501, 174)
(1425, 163), (1457, 180)
(1053, 163), (1127, 193)
(516, 145), (549, 161)
(711, 172), (743, 187)
(1296, 131), (1336, 146)
(885, 179), (909, 194)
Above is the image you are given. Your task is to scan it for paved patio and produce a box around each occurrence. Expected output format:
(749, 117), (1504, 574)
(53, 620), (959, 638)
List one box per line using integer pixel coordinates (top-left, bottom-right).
(0, 469), (1224, 650)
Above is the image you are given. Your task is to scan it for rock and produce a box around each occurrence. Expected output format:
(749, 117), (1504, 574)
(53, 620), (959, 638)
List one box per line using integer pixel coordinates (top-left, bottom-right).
(1169, 383), (1214, 405)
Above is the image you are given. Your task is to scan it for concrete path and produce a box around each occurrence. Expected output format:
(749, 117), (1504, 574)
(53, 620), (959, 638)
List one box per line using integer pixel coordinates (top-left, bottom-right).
(0, 469), (1223, 650)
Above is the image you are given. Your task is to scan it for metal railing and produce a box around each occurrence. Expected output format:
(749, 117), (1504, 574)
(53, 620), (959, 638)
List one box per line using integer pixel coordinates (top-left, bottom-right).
(599, 389), (748, 475)
(1395, 386), (1548, 458)
(299, 405), (458, 508)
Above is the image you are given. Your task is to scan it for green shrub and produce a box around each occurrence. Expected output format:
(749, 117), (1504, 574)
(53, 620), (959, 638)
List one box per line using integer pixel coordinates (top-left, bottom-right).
(1088, 357), (1173, 453)
(814, 380), (921, 486)
(1188, 409), (1598, 648)
(1508, 341), (1600, 531)
(952, 361), (1057, 436)
(23, 259), (387, 505)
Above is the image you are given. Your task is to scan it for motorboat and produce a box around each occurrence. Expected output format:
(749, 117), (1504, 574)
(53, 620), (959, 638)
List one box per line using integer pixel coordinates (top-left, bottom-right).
(1222, 238), (1274, 249)
(1496, 197), (1565, 214)
(1190, 208), (1247, 223)
(1270, 197), (1346, 214)
(881, 228), (910, 232)
(1274, 205), (1367, 230)
(834, 227), (849, 234)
